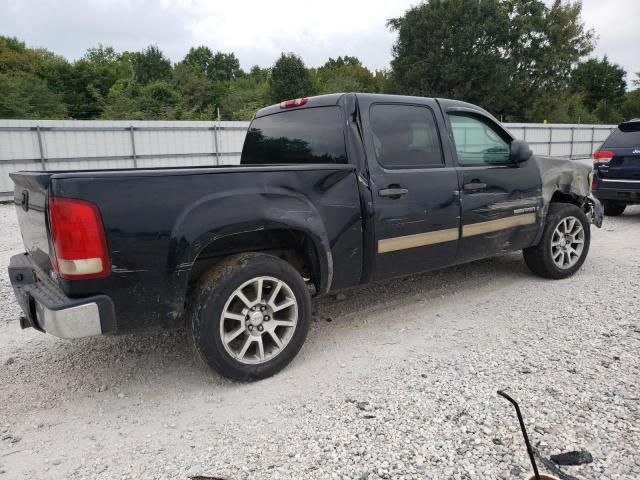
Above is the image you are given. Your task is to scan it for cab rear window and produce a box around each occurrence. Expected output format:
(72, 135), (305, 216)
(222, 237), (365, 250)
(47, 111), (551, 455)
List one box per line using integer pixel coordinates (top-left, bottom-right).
(241, 107), (347, 165)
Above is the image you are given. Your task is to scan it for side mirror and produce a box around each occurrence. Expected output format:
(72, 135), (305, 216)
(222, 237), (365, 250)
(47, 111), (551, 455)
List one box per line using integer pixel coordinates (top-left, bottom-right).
(510, 139), (533, 165)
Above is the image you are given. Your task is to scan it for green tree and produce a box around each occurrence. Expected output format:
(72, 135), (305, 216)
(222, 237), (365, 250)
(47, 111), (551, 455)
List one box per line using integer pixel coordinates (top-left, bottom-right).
(388, 0), (594, 119)
(622, 90), (640, 120)
(220, 72), (271, 120)
(0, 36), (71, 118)
(131, 45), (172, 85)
(570, 57), (626, 111)
(101, 78), (143, 119)
(138, 80), (182, 118)
(270, 53), (313, 102)
(172, 62), (218, 117)
(316, 56), (379, 94)
(181, 47), (242, 82)
(0, 72), (67, 118)
(593, 99), (623, 124)
(209, 52), (243, 82)
(527, 90), (595, 123)
(64, 45), (131, 118)
(182, 46), (215, 77)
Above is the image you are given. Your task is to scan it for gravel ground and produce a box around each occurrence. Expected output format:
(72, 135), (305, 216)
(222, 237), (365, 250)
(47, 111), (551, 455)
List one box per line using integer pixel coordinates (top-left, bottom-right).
(1, 203), (639, 480)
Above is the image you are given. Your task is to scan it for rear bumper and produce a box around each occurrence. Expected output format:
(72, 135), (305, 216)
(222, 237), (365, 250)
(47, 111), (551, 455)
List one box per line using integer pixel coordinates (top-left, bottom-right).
(593, 178), (640, 204)
(8, 253), (116, 339)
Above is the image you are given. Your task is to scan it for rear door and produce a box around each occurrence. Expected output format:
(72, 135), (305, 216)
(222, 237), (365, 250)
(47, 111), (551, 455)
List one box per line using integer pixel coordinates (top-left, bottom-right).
(358, 96), (461, 281)
(444, 109), (542, 263)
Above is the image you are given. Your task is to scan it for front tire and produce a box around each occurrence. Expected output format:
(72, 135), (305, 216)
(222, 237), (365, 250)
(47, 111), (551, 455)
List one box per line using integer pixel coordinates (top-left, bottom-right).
(188, 253), (311, 381)
(523, 203), (591, 279)
(602, 200), (626, 216)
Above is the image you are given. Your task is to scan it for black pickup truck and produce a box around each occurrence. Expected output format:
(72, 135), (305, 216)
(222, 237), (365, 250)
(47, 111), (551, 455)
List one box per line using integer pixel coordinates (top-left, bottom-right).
(8, 93), (602, 381)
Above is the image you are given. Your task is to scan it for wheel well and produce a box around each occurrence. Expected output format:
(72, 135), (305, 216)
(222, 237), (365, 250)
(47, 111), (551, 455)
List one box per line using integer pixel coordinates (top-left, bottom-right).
(187, 229), (321, 293)
(549, 191), (585, 207)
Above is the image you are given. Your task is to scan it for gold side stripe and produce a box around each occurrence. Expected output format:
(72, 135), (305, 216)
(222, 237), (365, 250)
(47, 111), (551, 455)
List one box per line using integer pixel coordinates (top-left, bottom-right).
(378, 228), (459, 253)
(462, 213), (537, 238)
(377, 213), (537, 253)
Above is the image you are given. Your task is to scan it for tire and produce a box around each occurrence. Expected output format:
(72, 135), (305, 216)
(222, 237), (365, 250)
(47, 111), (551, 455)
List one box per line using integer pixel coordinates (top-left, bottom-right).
(602, 200), (626, 216)
(523, 203), (591, 279)
(188, 252), (311, 381)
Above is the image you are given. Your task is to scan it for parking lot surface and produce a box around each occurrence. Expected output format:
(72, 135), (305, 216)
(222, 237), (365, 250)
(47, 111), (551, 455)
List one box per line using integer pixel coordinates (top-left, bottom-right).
(1, 203), (639, 480)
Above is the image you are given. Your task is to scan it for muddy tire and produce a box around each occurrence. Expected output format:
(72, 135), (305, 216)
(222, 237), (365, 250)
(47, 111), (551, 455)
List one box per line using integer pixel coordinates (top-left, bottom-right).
(602, 200), (626, 217)
(523, 203), (591, 279)
(188, 253), (311, 382)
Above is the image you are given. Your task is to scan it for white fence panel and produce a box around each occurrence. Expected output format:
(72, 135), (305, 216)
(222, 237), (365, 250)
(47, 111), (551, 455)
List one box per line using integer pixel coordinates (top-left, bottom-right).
(0, 119), (250, 197)
(0, 119), (617, 199)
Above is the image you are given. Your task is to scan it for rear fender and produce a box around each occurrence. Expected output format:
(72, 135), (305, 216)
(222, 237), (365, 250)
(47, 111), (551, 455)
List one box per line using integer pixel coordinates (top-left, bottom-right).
(166, 187), (333, 315)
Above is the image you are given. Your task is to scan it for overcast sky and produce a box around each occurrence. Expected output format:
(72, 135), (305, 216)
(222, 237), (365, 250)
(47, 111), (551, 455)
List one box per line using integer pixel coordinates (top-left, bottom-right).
(2, 0), (638, 82)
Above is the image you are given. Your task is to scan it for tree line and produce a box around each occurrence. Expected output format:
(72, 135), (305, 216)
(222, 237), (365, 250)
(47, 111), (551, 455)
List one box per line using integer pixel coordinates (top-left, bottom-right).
(1, 0), (638, 123)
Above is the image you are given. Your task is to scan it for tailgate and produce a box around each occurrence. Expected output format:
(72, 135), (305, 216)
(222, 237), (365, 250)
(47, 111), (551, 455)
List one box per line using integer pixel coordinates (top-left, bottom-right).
(605, 149), (640, 181)
(9, 171), (54, 274)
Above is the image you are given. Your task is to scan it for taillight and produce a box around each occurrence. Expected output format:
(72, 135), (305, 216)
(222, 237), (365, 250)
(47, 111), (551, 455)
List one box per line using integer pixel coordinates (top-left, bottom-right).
(279, 97), (308, 109)
(48, 197), (111, 279)
(593, 150), (613, 165)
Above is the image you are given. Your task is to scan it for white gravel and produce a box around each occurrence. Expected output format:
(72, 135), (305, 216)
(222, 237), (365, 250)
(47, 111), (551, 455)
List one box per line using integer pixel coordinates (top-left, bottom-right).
(1, 203), (639, 480)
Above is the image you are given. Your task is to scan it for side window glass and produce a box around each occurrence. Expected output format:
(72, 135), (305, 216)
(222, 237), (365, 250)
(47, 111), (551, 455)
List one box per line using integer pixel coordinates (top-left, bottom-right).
(449, 114), (510, 166)
(369, 104), (444, 169)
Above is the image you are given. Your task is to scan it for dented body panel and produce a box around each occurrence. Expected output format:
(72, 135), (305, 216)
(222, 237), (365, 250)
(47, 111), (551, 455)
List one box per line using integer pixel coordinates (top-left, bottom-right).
(535, 156), (603, 229)
(8, 93), (602, 336)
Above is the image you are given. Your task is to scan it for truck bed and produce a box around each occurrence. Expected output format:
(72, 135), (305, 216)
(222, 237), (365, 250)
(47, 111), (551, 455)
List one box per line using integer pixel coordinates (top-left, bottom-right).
(10, 164), (363, 333)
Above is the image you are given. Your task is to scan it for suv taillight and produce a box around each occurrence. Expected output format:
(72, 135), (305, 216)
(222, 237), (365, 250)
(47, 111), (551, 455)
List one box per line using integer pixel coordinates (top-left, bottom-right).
(48, 197), (111, 279)
(593, 149), (613, 165)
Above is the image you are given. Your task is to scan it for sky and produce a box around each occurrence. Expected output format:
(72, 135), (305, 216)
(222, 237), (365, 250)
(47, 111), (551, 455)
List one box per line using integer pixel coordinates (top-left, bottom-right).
(1, 0), (638, 82)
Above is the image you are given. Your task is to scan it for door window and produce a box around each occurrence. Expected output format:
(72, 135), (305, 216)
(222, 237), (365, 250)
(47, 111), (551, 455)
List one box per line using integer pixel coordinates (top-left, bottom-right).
(449, 114), (510, 166)
(369, 104), (444, 169)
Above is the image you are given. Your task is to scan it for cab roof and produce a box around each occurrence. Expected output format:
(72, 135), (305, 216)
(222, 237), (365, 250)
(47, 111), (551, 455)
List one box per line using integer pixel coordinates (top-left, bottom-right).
(254, 92), (494, 120)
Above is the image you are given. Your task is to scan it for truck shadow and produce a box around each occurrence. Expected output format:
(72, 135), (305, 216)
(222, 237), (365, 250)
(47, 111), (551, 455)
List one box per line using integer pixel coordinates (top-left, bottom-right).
(5, 252), (530, 405)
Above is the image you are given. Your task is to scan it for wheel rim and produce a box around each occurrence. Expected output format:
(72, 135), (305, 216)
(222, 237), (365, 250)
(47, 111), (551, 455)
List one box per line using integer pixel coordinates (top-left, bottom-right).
(551, 216), (585, 270)
(220, 276), (298, 365)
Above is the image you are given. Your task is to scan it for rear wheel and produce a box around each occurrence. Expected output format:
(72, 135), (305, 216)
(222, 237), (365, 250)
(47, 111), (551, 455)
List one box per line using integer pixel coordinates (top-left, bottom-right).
(188, 253), (311, 381)
(523, 203), (591, 279)
(602, 200), (626, 216)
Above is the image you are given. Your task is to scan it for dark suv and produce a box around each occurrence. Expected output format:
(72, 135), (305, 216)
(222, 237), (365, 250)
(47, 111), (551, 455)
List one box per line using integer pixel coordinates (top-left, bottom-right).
(592, 119), (640, 216)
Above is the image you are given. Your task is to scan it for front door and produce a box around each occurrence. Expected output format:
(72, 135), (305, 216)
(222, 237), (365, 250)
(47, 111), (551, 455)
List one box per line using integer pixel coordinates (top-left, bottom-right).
(359, 99), (461, 281)
(446, 111), (542, 263)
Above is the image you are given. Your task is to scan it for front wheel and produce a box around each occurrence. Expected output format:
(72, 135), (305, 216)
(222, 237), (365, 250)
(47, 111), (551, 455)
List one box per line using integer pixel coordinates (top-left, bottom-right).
(188, 253), (311, 381)
(523, 203), (591, 279)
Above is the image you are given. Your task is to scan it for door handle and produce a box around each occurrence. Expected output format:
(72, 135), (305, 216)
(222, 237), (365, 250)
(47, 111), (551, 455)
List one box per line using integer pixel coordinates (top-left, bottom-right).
(379, 187), (409, 198)
(463, 182), (487, 192)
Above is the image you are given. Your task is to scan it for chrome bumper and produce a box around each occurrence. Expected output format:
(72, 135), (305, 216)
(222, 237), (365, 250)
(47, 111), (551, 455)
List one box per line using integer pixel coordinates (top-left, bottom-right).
(8, 253), (115, 339)
(33, 301), (103, 339)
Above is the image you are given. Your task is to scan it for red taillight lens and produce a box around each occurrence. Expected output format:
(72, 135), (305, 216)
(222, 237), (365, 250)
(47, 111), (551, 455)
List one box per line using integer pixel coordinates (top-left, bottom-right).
(48, 197), (111, 279)
(593, 150), (613, 164)
(279, 97), (308, 109)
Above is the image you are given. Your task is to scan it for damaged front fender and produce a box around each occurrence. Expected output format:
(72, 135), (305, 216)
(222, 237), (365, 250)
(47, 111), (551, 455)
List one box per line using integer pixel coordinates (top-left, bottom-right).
(535, 156), (603, 228)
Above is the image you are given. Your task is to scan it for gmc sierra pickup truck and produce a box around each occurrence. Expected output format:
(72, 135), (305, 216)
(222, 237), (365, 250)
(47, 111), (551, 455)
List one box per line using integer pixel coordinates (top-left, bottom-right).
(8, 93), (603, 381)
